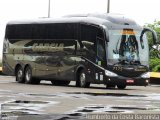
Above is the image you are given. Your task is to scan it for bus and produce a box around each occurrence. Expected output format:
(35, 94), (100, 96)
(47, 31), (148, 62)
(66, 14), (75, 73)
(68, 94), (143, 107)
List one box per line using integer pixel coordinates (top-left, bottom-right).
(2, 13), (157, 89)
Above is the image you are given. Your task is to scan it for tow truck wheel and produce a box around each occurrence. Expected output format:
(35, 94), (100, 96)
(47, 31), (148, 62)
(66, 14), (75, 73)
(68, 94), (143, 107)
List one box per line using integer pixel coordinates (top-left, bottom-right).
(77, 69), (90, 88)
(117, 84), (126, 89)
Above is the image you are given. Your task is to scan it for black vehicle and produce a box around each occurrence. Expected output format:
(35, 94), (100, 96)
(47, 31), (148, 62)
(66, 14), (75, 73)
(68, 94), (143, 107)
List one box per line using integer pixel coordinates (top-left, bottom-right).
(2, 13), (157, 89)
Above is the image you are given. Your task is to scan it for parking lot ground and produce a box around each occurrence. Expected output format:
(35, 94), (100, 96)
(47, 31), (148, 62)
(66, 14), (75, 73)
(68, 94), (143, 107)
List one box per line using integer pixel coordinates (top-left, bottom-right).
(0, 76), (160, 120)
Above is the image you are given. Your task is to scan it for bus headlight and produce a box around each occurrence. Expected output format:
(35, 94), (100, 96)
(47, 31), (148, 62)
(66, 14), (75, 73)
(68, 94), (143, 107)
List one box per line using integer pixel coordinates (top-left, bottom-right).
(141, 72), (150, 78)
(105, 70), (118, 77)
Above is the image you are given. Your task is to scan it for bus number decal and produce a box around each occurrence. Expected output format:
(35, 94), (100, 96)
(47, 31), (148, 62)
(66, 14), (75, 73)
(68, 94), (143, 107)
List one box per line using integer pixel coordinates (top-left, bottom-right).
(113, 66), (122, 71)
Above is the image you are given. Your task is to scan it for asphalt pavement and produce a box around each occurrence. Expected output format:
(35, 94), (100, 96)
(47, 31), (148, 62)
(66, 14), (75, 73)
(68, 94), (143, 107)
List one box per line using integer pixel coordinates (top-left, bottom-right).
(0, 76), (160, 120)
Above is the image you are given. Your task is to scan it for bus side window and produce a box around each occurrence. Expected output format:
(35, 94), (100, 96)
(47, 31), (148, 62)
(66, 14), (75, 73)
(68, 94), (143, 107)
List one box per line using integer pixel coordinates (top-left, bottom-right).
(80, 24), (96, 57)
(97, 38), (105, 60)
(96, 29), (105, 60)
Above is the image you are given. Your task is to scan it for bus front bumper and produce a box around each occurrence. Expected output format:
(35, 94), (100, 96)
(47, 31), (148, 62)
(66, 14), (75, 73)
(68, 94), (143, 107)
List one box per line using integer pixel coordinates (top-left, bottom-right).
(104, 76), (150, 86)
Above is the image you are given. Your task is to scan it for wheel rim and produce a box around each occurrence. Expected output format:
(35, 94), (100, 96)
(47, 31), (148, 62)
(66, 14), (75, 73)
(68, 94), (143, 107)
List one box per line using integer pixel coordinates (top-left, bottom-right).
(17, 69), (23, 81)
(80, 72), (86, 86)
(25, 69), (31, 82)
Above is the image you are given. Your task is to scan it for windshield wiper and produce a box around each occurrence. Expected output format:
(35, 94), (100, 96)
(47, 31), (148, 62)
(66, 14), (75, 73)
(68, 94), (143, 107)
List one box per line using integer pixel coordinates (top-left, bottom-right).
(114, 59), (129, 65)
(130, 60), (141, 65)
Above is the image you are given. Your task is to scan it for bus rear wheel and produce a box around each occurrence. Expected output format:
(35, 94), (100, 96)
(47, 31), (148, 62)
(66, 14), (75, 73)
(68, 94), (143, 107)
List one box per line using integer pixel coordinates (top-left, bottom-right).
(24, 66), (34, 84)
(117, 84), (126, 89)
(16, 66), (25, 83)
(77, 70), (90, 88)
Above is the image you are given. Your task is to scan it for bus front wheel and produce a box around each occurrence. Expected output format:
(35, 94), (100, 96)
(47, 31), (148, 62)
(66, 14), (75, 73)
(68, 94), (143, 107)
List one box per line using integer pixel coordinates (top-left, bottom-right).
(77, 70), (90, 88)
(16, 66), (25, 83)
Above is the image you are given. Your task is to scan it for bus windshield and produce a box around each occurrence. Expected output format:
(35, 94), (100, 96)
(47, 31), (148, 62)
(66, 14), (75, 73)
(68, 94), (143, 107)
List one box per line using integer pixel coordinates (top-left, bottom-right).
(107, 29), (149, 66)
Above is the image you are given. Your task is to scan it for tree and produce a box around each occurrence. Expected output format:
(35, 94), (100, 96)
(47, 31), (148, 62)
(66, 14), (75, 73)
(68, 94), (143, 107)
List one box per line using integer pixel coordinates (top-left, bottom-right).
(145, 21), (160, 71)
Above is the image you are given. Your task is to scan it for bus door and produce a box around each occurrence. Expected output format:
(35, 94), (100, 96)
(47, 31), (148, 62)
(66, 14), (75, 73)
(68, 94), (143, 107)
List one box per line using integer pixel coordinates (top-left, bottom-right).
(96, 37), (106, 67)
(94, 31), (106, 82)
(95, 28), (106, 67)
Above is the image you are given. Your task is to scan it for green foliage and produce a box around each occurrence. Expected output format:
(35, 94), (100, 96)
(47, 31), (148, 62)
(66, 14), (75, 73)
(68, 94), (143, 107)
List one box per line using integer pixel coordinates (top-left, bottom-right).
(145, 21), (160, 71)
(150, 49), (160, 59)
(145, 21), (160, 46)
(152, 64), (160, 72)
(150, 58), (160, 71)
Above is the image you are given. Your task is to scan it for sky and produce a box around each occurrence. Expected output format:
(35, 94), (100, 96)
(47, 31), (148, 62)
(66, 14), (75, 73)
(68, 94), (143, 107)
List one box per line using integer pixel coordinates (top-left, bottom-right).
(0, 0), (160, 57)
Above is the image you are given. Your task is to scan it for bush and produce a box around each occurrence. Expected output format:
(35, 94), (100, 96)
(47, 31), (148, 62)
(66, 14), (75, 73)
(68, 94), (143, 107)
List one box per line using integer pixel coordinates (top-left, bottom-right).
(150, 58), (160, 71)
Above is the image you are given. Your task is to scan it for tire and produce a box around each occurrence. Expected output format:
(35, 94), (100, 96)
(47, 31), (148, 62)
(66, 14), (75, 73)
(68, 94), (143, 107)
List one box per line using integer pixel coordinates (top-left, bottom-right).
(16, 66), (25, 83)
(51, 80), (70, 86)
(117, 84), (126, 89)
(77, 69), (90, 88)
(24, 66), (34, 84)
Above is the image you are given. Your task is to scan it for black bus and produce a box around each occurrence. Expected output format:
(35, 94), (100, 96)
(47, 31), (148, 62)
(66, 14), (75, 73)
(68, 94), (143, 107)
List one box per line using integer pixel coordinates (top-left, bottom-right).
(2, 13), (157, 89)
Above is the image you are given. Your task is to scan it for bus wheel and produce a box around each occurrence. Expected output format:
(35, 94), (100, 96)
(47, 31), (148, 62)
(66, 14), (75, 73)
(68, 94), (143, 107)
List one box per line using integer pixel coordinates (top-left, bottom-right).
(51, 80), (70, 86)
(24, 66), (33, 84)
(16, 66), (25, 83)
(77, 70), (90, 88)
(117, 84), (126, 89)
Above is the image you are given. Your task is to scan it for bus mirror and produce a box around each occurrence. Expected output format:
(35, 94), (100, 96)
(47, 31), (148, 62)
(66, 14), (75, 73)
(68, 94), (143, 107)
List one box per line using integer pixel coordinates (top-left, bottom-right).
(140, 27), (158, 45)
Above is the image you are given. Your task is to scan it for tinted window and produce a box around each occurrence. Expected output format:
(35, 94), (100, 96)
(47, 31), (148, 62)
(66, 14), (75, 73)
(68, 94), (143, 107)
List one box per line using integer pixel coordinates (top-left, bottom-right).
(47, 23), (78, 39)
(97, 38), (105, 60)
(6, 23), (78, 41)
(6, 24), (32, 40)
(81, 24), (97, 42)
(32, 24), (47, 39)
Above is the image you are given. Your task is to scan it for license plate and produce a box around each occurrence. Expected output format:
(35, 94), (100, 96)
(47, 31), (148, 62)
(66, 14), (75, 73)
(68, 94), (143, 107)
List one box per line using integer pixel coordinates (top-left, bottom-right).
(126, 80), (134, 83)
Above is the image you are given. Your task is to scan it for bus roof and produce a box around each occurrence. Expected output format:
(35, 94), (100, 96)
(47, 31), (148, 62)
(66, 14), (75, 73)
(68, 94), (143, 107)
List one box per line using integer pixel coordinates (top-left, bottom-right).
(7, 13), (140, 29)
